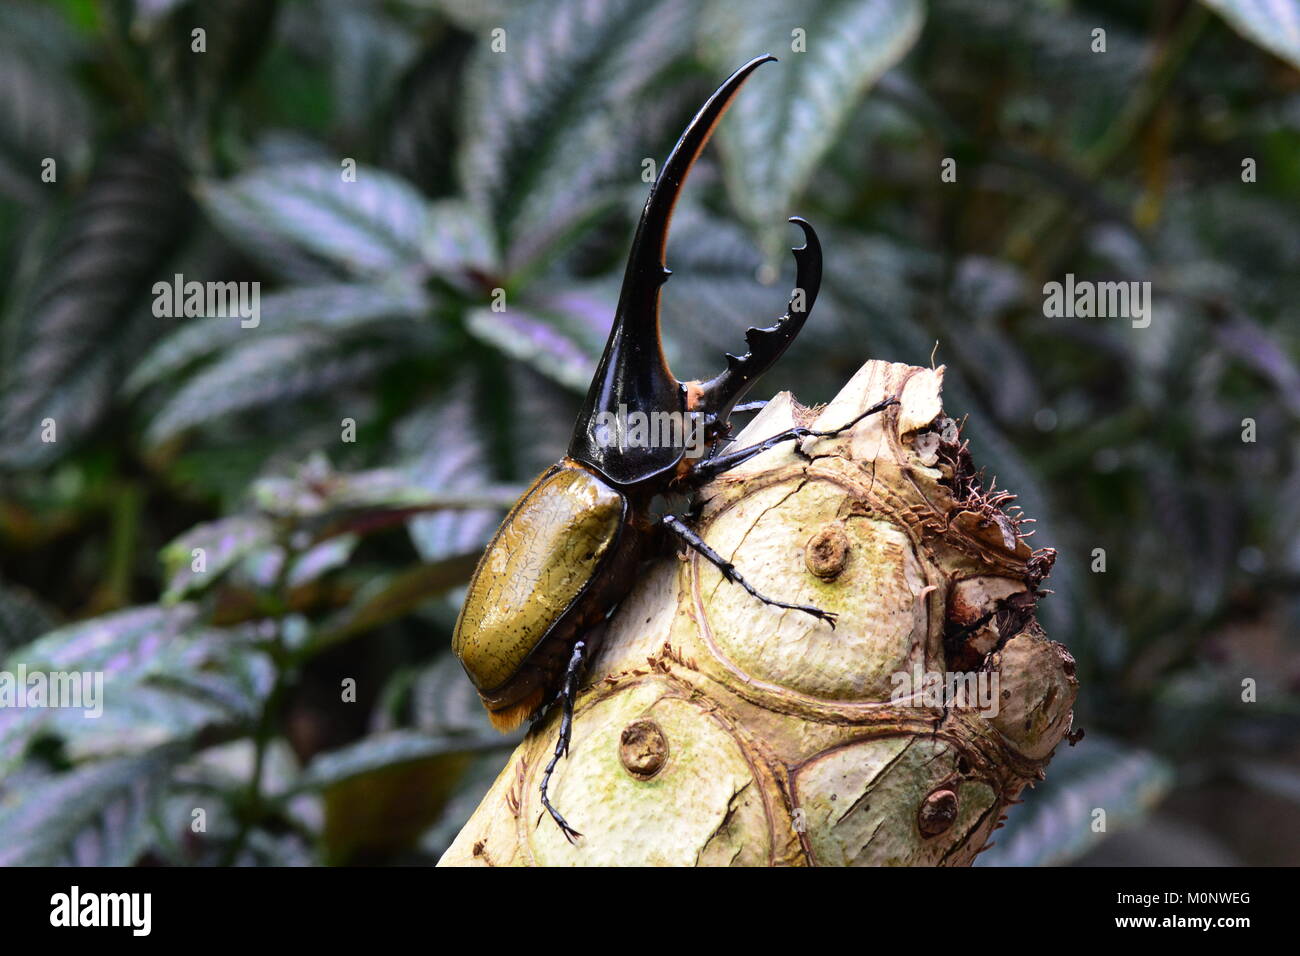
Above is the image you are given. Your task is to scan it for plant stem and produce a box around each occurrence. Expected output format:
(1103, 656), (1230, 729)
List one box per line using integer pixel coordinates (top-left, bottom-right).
(219, 543), (298, 865)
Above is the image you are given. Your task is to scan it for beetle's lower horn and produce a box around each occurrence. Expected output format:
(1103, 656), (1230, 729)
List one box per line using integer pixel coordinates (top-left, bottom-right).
(693, 216), (824, 421)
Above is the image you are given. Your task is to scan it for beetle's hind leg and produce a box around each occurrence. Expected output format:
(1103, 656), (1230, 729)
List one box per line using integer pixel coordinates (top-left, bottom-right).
(662, 514), (837, 628)
(537, 639), (587, 843)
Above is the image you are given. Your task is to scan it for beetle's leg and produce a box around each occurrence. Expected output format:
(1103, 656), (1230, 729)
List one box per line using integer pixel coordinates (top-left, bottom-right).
(662, 514), (837, 628)
(686, 396), (898, 487)
(538, 639), (586, 843)
(706, 399), (769, 459)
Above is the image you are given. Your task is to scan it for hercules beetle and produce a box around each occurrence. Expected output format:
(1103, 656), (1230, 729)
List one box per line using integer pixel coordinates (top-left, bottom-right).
(452, 54), (897, 841)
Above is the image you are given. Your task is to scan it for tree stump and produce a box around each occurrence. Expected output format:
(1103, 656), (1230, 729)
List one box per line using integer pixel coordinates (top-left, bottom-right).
(439, 359), (1077, 866)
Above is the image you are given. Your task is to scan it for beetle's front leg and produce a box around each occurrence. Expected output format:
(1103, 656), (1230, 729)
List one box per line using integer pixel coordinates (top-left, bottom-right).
(661, 514), (837, 628)
(537, 639), (586, 843)
(704, 400), (769, 461)
(685, 396), (899, 487)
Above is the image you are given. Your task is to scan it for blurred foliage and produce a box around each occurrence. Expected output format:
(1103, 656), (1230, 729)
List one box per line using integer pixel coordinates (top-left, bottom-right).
(0, 0), (1298, 865)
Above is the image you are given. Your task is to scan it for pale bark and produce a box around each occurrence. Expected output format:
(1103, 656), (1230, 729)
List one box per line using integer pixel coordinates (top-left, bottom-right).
(440, 360), (1077, 866)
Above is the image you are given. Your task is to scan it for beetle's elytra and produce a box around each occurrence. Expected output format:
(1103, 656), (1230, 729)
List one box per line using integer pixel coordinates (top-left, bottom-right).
(452, 54), (898, 841)
(454, 462), (646, 731)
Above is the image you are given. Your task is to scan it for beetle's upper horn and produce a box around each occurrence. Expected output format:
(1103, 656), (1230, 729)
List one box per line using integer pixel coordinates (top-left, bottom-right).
(617, 52), (777, 317)
(568, 54), (777, 484)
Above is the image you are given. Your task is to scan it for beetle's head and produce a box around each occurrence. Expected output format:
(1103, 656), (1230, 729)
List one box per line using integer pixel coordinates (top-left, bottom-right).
(567, 54), (823, 488)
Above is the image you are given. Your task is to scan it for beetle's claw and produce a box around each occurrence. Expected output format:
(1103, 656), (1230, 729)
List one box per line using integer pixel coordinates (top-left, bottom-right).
(799, 605), (838, 629)
(538, 805), (584, 844)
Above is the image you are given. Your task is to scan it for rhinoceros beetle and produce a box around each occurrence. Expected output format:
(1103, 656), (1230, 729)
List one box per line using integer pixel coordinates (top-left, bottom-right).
(452, 54), (897, 841)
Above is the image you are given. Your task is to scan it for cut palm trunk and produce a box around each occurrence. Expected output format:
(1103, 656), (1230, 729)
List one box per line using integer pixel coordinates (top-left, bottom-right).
(440, 359), (1077, 866)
